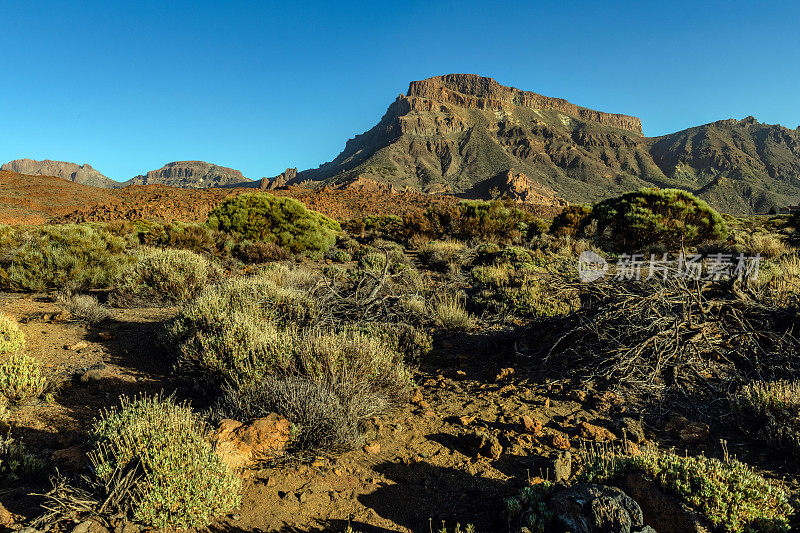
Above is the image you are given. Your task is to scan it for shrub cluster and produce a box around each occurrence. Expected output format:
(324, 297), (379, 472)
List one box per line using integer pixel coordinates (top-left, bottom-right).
(112, 247), (222, 306)
(207, 192), (341, 253)
(55, 292), (110, 324)
(588, 188), (728, 251)
(0, 432), (45, 484)
(732, 380), (800, 452)
(580, 446), (793, 532)
(0, 313), (25, 355)
(0, 224), (130, 291)
(403, 199), (547, 245)
(0, 353), (47, 403)
(89, 394), (241, 529)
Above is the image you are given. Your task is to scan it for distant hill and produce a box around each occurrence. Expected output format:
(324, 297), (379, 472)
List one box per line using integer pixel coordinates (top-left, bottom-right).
(1, 158), (118, 188)
(123, 161), (252, 188)
(265, 74), (800, 214)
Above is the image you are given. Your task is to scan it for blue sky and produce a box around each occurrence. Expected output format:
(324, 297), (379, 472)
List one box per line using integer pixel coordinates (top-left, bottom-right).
(1, 0), (798, 182)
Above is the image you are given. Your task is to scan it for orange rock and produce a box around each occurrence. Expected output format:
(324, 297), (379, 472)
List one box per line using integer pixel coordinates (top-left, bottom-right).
(210, 414), (291, 470)
(521, 414), (543, 436)
(363, 442), (381, 454)
(577, 421), (617, 442)
(51, 445), (89, 470)
(551, 432), (571, 450)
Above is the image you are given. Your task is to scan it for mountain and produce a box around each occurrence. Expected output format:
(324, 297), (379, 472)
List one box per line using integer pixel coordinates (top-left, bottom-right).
(1, 158), (118, 188)
(266, 74), (800, 214)
(123, 161), (252, 188)
(648, 117), (800, 214)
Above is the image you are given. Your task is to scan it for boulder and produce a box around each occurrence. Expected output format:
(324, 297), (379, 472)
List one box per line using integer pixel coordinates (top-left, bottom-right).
(51, 445), (89, 470)
(620, 472), (710, 533)
(550, 483), (654, 533)
(210, 414), (291, 470)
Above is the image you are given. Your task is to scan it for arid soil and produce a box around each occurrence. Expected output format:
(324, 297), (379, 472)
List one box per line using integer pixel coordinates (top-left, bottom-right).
(2, 293), (797, 532)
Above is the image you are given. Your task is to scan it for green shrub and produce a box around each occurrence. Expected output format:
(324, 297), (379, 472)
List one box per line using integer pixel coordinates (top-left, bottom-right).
(112, 247), (222, 306)
(1, 224), (130, 291)
(589, 188), (727, 251)
(404, 199), (546, 244)
(581, 446), (793, 532)
(505, 482), (555, 533)
(418, 240), (468, 270)
(1, 432), (46, 483)
(732, 380), (800, 452)
(550, 204), (593, 237)
(89, 394), (241, 529)
(207, 192), (340, 253)
(0, 313), (24, 355)
(0, 353), (46, 403)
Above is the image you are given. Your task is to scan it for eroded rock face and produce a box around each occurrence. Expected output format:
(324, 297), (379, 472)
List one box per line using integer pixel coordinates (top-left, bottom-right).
(549, 483), (654, 533)
(125, 161), (251, 188)
(620, 473), (710, 533)
(210, 414), (291, 470)
(261, 167), (298, 189)
(1, 158), (118, 188)
(407, 74), (643, 134)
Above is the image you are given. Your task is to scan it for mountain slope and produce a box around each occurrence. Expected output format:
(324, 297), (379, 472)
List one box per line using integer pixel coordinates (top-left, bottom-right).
(1, 158), (118, 188)
(123, 161), (252, 188)
(271, 74), (800, 214)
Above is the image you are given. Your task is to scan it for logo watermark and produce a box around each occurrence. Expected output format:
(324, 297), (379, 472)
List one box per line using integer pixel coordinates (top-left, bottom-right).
(577, 252), (761, 282)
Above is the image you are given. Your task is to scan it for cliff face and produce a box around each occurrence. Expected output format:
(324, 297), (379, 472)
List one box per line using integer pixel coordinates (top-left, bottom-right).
(124, 161), (251, 188)
(1, 158), (118, 188)
(407, 74), (643, 134)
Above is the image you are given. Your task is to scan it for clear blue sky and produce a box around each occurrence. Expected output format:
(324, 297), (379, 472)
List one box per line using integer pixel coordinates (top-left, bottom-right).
(1, 0), (798, 182)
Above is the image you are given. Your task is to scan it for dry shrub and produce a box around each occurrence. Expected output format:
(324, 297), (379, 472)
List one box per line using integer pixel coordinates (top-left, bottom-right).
(233, 241), (290, 263)
(732, 380), (800, 451)
(55, 293), (110, 324)
(742, 232), (788, 259)
(752, 254), (800, 307)
(418, 240), (468, 270)
(527, 273), (800, 399)
(112, 247), (222, 306)
(434, 292), (475, 331)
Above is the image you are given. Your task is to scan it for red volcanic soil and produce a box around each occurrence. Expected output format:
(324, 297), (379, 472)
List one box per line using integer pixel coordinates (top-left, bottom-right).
(0, 170), (562, 225)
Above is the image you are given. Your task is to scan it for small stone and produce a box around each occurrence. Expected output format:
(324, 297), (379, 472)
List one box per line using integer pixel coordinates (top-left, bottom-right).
(578, 421), (617, 442)
(51, 445), (89, 470)
(615, 417), (646, 444)
(297, 491), (308, 503)
(410, 390), (424, 403)
(65, 341), (89, 351)
(209, 414), (291, 470)
(465, 430), (502, 459)
(80, 369), (104, 384)
(548, 451), (572, 482)
(521, 414), (543, 436)
(495, 367), (515, 381)
(363, 442), (381, 454)
(458, 415), (476, 426)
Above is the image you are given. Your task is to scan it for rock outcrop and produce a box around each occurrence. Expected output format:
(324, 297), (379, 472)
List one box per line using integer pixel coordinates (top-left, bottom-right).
(1, 158), (118, 188)
(124, 161), (251, 188)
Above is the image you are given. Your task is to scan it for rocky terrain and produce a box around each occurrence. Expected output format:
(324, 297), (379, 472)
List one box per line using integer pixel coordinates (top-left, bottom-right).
(122, 160), (252, 188)
(1, 159), (118, 188)
(268, 74), (800, 214)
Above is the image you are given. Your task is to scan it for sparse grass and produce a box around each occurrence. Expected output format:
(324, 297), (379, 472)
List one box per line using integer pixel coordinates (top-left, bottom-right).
(89, 394), (241, 529)
(743, 232), (789, 258)
(754, 254), (800, 306)
(55, 292), (110, 324)
(434, 292), (475, 331)
(505, 482), (555, 533)
(580, 445), (793, 532)
(0, 313), (25, 355)
(419, 240), (468, 270)
(732, 380), (800, 452)
(112, 246), (222, 306)
(0, 353), (46, 403)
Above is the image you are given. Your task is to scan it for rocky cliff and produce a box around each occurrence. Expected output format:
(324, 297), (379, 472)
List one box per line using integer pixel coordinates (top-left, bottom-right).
(123, 161), (251, 188)
(1, 158), (118, 188)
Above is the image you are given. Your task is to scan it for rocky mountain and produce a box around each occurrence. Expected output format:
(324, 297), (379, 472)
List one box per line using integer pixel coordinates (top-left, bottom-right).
(269, 74), (800, 214)
(123, 161), (251, 188)
(1, 158), (118, 188)
(648, 117), (800, 214)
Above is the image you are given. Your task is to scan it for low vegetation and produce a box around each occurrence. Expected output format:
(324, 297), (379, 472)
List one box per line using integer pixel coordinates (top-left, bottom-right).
(580, 446), (793, 532)
(206, 192), (341, 252)
(0, 353), (46, 403)
(732, 380), (800, 452)
(89, 394), (241, 529)
(0, 313), (25, 355)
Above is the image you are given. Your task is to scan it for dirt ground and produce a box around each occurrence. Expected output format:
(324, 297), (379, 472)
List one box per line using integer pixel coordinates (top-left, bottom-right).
(1, 293), (798, 533)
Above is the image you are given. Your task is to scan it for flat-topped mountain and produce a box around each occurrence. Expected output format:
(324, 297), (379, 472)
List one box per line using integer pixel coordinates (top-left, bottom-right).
(1, 158), (118, 188)
(123, 161), (252, 188)
(266, 74), (800, 214)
